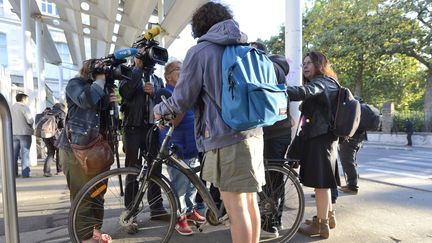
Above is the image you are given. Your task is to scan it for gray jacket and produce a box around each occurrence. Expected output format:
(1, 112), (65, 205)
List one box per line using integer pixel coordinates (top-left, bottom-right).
(11, 102), (34, 136)
(154, 19), (261, 152)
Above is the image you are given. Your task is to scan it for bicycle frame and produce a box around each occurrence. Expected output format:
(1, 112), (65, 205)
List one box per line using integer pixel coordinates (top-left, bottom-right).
(264, 158), (300, 177)
(122, 122), (222, 225)
(167, 155), (221, 223)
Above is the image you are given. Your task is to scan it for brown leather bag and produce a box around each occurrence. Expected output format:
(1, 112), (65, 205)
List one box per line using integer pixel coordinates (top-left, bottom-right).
(70, 134), (114, 176)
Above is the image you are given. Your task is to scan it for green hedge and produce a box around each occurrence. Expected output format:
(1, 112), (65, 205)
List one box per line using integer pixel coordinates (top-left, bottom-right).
(392, 111), (425, 132)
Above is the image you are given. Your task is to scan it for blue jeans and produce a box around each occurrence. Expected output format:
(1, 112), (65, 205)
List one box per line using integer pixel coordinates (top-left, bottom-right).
(13, 135), (32, 177)
(168, 157), (199, 214)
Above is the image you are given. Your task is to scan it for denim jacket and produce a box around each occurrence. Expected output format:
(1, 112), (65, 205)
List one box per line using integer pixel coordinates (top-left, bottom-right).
(62, 77), (109, 146)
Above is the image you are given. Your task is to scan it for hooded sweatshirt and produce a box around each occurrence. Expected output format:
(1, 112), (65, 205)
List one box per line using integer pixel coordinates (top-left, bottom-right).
(154, 19), (261, 152)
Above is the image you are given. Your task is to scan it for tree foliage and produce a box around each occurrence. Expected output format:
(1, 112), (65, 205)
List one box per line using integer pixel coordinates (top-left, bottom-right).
(263, 0), (431, 130)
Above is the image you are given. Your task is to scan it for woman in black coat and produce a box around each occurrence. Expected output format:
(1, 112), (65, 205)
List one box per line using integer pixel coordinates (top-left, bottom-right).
(286, 51), (340, 239)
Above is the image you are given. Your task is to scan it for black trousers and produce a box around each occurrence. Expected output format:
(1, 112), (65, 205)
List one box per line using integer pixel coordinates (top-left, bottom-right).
(338, 135), (364, 188)
(262, 136), (291, 229)
(123, 126), (163, 210)
(407, 133), (413, 146)
(42, 137), (57, 174)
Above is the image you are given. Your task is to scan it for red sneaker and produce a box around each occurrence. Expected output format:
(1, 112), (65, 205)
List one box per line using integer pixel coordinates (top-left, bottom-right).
(175, 215), (193, 236)
(187, 209), (206, 224)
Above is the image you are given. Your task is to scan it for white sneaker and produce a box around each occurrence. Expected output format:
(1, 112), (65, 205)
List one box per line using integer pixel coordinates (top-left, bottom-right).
(260, 227), (279, 239)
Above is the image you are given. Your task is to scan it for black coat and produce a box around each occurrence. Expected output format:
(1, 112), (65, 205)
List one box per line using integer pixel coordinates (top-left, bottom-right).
(119, 67), (164, 127)
(286, 75), (339, 140)
(263, 54), (292, 140)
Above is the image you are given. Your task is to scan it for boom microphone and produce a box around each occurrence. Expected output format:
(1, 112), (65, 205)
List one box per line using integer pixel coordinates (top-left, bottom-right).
(142, 26), (161, 41)
(107, 48), (138, 59)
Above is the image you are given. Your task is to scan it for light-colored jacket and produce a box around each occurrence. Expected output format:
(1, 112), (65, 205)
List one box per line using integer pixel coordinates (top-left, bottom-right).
(11, 102), (34, 135)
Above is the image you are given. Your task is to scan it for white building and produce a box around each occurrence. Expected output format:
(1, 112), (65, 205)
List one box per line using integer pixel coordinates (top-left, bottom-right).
(0, 0), (76, 106)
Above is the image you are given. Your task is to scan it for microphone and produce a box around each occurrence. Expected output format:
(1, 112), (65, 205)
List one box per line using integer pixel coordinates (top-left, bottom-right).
(106, 48), (138, 59)
(142, 26), (161, 41)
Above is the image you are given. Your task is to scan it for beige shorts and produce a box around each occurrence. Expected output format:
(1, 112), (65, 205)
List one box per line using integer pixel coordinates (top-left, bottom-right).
(202, 135), (265, 192)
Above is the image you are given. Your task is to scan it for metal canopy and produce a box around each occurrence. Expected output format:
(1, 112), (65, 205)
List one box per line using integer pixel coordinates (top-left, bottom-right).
(11, 0), (207, 68)
(9, 0), (62, 65)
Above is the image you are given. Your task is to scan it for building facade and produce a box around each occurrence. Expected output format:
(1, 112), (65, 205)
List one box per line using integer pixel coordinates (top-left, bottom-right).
(0, 0), (76, 105)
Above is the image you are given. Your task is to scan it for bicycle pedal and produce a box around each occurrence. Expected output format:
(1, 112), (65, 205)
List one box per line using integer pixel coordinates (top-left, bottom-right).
(192, 221), (203, 228)
(220, 214), (230, 227)
(195, 221), (209, 232)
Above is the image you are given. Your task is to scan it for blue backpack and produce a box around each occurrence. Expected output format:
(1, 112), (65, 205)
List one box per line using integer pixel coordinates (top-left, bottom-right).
(221, 45), (288, 131)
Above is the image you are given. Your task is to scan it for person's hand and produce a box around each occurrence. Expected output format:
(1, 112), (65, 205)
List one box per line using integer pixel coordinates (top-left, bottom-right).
(154, 113), (161, 121)
(144, 82), (154, 95)
(109, 93), (117, 103)
(134, 57), (144, 69)
(95, 74), (106, 81)
(134, 47), (145, 69)
(154, 113), (165, 129)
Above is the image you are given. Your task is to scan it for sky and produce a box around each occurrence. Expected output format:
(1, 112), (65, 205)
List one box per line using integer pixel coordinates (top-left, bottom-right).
(167, 0), (288, 61)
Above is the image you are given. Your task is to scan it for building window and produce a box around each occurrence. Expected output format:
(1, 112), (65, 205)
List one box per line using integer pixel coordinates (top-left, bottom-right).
(0, 0), (4, 17)
(0, 33), (8, 67)
(55, 42), (71, 64)
(40, 0), (58, 16)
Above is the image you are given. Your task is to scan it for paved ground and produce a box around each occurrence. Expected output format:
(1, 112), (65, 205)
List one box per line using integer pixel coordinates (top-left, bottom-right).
(1, 142), (432, 243)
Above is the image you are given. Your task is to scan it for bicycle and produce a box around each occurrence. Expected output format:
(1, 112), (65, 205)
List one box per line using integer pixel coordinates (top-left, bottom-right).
(68, 99), (304, 242)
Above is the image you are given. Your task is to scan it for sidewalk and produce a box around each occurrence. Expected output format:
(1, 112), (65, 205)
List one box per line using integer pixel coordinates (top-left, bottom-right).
(1, 158), (432, 242)
(367, 132), (432, 149)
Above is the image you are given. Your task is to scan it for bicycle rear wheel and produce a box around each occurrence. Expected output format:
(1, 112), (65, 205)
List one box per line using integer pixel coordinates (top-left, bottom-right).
(68, 167), (177, 243)
(260, 165), (305, 242)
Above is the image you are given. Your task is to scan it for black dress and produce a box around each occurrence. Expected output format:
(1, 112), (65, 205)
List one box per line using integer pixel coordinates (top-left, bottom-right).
(299, 132), (340, 188)
(286, 75), (342, 189)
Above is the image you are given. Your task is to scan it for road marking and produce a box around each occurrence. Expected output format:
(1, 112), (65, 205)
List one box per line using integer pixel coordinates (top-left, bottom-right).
(363, 167), (430, 179)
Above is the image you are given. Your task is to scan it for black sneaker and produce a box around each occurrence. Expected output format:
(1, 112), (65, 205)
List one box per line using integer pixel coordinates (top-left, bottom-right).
(339, 185), (358, 195)
(43, 173), (53, 177)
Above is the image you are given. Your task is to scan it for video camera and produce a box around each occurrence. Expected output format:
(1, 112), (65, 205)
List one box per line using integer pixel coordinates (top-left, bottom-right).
(88, 49), (136, 86)
(132, 26), (168, 68)
(89, 26), (168, 84)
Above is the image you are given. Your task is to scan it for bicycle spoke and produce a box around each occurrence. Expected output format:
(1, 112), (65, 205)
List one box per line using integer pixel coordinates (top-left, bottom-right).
(69, 168), (177, 243)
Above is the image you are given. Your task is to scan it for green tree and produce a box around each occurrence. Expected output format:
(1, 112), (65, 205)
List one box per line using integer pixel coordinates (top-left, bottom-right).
(379, 0), (432, 130)
(264, 0), (428, 130)
(262, 26), (285, 55)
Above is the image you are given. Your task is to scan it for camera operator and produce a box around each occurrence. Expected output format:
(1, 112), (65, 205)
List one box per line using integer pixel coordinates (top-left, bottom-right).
(57, 59), (115, 242)
(119, 47), (165, 232)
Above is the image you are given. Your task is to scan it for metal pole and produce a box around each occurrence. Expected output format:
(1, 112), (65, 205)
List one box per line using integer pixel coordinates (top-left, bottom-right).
(58, 66), (64, 101)
(285, 0), (303, 136)
(21, 0), (37, 166)
(0, 93), (20, 243)
(21, 0), (34, 102)
(157, 0), (166, 79)
(35, 16), (46, 112)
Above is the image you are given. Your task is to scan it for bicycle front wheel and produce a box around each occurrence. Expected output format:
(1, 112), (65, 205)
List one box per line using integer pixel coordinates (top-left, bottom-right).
(260, 165), (305, 242)
(68, 167), (177, 243)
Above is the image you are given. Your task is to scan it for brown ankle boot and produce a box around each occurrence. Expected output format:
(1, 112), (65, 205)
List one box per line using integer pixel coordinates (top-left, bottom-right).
(299, 218), (330, 238)
(305, 210), (336, 229)
(328, 210), (336, 229)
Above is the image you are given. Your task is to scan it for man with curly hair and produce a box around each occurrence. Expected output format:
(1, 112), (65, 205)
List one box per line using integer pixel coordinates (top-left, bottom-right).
(154, 2), (265, 243)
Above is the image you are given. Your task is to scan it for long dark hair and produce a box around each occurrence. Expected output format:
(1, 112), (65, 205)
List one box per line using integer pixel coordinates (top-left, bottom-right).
(191, 2), (233, 38)
(303, 51), (337, 82)
(79, 59), (96, 80)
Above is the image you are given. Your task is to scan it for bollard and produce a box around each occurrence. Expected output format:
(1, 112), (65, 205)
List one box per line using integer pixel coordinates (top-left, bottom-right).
(0, 92), (20, 243)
